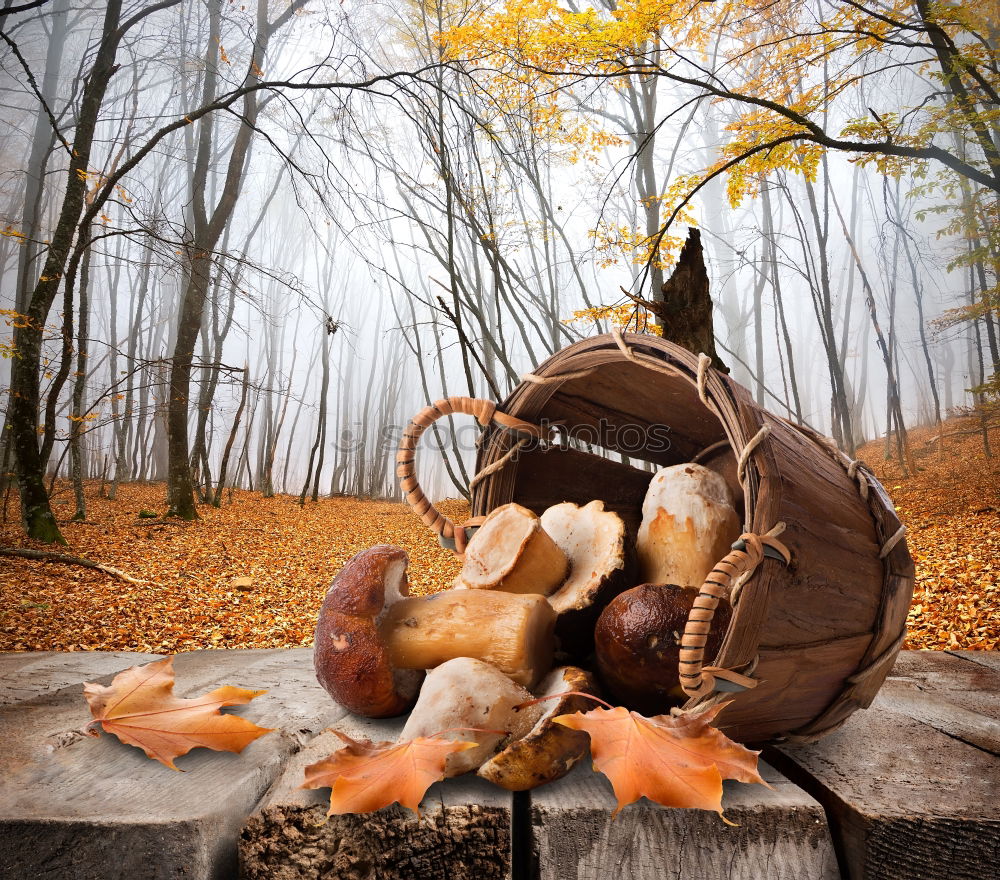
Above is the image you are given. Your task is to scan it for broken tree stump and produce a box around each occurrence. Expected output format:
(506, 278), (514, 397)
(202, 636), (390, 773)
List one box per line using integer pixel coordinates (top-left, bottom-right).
(238, 717), (513, 880)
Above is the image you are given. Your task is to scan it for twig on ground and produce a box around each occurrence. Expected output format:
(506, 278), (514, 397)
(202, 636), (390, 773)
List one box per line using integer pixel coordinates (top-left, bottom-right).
(0, 547), (159, 586)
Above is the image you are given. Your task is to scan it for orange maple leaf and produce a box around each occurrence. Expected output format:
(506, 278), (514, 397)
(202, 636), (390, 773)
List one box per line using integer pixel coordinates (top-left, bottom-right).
(301, 730), (477, 817)
(82, 656), (272, 769)
(554, 702), (766, 818)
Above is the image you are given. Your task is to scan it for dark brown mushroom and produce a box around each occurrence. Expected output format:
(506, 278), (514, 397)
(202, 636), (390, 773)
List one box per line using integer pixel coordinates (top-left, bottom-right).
(594, 583), (732, 715)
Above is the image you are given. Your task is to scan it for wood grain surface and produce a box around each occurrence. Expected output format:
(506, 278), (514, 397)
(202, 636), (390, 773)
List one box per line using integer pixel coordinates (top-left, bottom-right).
(238, 716), (514, 880)
(0, 649), (344, 880)
(769, 651), (1000, 880)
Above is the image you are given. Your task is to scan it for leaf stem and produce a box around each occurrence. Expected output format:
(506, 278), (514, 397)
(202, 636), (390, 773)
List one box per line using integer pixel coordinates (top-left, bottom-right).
(428, 725), (509, 738)
(515, 690), (616, 712)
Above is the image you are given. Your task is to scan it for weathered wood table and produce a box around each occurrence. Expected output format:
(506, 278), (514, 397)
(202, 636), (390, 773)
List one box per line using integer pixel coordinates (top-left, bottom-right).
(0, 650), (996, 880)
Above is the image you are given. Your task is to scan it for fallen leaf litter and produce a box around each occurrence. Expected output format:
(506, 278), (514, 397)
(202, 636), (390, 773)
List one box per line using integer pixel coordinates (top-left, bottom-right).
(1, 416), (996, 653)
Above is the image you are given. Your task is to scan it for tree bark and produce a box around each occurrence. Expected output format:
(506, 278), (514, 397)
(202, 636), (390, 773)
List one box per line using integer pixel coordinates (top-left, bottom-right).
(638, 228), (727, 372)
(8, 0), (125, 543)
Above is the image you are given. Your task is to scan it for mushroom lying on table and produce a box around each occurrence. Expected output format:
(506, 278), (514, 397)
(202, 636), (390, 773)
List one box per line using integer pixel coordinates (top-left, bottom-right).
(399, 658), (599, 786)
(399, 657), (544, 776)
(477, 665), (598, 790)
(594, 582), (732, 715)
(314, 546), (557, 716)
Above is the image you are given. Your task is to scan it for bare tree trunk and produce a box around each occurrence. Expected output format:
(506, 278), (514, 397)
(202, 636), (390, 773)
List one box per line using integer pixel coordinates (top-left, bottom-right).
(212, 365), (249, 507)
(831, 189), (914, 473)
(166, 0), (276, 519)
(12, 0), (70, 315)
(8, 0), (127, 543)
(761, 181), (802, 421)
(69, 246), (92, 521)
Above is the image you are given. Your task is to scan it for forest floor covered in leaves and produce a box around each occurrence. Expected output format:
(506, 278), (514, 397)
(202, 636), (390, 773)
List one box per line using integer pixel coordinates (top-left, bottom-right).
(1, 414), (997, 653)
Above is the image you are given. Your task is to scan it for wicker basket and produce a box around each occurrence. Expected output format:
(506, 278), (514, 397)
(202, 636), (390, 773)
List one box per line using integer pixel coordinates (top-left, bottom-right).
(397, 332), (914, 743)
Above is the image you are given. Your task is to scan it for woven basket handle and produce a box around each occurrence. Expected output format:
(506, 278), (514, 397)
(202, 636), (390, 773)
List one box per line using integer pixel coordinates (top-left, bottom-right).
(679, 528), (791, 699)
(397, 397), (542, 555)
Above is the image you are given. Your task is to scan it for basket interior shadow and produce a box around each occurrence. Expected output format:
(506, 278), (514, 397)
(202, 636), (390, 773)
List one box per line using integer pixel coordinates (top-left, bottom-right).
(469, 333), (914, 744)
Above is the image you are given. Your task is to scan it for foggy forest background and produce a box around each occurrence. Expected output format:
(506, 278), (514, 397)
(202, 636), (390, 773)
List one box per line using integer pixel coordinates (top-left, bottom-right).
(1, 0), (996, 543)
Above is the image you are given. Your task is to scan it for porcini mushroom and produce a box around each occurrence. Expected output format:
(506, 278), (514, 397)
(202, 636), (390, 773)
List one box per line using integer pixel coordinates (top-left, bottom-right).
(379, 589), (556, 687)
(539, 500), (632, 659)
(399, 657), (544, 776)
(636, 463), (741, 587)
(455, 503), (568, 596)
(313, 544), (423, 718)
(594, 583), (732, 715)
(477, 665), (597, 791)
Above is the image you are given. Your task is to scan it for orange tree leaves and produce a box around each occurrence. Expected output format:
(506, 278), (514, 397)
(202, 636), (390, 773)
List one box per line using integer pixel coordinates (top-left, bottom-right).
(302, 730), (477, 817)
(83, 656), (272, 769)
(555, 702), (766, 818)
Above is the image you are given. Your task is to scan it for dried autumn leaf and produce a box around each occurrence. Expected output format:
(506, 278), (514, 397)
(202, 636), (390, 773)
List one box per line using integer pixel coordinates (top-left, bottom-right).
(301, 730), (477, 817)
(554, 702), (766, 818)
(82, 656), (272, 769)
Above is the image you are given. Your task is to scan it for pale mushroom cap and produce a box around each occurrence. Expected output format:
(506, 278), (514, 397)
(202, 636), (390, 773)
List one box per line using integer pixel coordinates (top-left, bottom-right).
(399, 657), (543, 776)
(541, 500), (626, 614)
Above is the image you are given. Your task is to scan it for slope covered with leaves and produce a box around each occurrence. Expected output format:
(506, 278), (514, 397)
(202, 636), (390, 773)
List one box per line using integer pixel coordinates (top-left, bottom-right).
(0, 486), (467, 652)
(1, 414), (996, 653)
(857, 415), (999, 651)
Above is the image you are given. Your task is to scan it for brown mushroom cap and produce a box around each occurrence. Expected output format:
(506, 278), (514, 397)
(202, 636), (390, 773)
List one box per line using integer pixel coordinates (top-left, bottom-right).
(456, 503), (568, 595)
(477, 665), (598, 791)
(594, 583), (732, 715)
(399, 657), (544, 776)
(539, 500), (632, 659)
(313, 545), (423, 718)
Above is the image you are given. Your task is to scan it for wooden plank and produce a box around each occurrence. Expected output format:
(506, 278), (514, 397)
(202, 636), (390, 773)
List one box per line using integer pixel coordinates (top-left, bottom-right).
(529, 760), (839, 879)
(0, 650), (161, 706)
(714, 634), (874, 744)
(768, 651), (1000, 880)
(883, 651), (1000, 752)
(239, 715), (513, 880)
(948, 650), (1000, 675)
(0, 649), (346, 880)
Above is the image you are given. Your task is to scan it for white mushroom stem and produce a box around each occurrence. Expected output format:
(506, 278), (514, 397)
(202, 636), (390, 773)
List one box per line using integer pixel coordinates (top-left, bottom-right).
(399, 658), (544, 776)
(637, 463), (741, 588)
(379, 590), (555, 687)
(456, 503), (568, 595)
